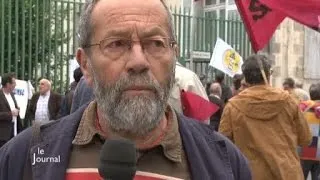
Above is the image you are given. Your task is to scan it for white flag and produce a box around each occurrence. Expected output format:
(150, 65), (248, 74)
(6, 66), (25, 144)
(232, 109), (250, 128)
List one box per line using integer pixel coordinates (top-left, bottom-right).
(209, 38), (243, 77)
(14, 79), (30, 119)
(69, 57), (80, 84)
(27, 80), (34, 100)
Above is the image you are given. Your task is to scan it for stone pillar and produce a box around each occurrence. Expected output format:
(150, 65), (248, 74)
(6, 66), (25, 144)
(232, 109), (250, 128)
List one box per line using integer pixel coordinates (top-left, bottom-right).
(268, 19), (305, 89)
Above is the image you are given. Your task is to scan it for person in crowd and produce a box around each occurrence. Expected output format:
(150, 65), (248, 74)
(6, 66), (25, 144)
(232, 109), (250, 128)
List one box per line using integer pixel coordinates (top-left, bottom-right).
(232, 74), (244, 96)
(209, 82), (223, 103)
(208, 82), (224, 131)
(239, 77), (249, 92)
(70, 76), (95, 113)
(232, 74), (249, 95)
(296, 81), (304, 89)
(283, 77), (309, 102)
(299, 83), (320, 180)
(205, 81), (212, 96)
(282, 77), (296, 92)
(0, 73), (22, 148)
(25, 78), (62, 123)
(59, 67), (83, 117)
(295, 81), (310, 101)
(219, 54), (312, 180)
(0, 1), (251, 179)
(199, 74), (207, 86)
(168, 62), (208, 118)
(70, 67), (83, 92)
(215, 72), (232, 103)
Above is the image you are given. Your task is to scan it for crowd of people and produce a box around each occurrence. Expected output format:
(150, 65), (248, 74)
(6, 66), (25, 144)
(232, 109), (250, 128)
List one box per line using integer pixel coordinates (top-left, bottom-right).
(202, 56), (320, 180)
(0, 0), (318, 180)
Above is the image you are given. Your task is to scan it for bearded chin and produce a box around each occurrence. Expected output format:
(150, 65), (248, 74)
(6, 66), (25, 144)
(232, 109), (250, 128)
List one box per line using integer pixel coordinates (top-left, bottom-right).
(92, 70), (174, 137)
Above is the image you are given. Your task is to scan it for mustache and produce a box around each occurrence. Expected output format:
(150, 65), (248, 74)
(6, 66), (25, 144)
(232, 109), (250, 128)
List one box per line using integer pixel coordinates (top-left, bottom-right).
(105, 74), (162, 95)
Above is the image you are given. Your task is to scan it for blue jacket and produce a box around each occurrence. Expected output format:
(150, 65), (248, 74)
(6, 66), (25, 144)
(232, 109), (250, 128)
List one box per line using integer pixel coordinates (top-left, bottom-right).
(70, 77), (94, 113)
(0, 105), (251, 180)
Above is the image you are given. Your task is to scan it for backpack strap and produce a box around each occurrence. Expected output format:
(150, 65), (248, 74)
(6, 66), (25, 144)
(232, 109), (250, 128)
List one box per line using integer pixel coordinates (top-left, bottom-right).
(22, 121), (42, 180)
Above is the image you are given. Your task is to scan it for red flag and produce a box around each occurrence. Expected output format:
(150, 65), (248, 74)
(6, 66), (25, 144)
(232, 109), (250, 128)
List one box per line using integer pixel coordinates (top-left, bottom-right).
(180, 90), (219, 121)
(236, 0), (320, 52)
(235, 0), (286, 52)
(259, 0), (320, 31)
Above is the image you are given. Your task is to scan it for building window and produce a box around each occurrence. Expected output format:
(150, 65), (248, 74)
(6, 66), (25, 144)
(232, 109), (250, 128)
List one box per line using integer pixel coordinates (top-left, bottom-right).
(205, 11), (217, 18)
(220, 9), (226, 19)
(228, 10), (241, 20)
(206, 0), (217, 5)
(206, 0), (228, 5)
(229, 0), (235, 4)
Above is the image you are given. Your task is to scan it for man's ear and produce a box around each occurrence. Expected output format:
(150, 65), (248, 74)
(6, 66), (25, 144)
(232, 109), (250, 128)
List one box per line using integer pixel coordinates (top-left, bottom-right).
(76, 48), (93, 87)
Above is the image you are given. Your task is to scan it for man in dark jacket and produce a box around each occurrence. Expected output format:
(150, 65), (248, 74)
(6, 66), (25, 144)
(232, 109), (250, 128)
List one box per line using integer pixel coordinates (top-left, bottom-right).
(25, 78), (62, 123)
(59, 67), (83, 117)
(0, 73), (22, 148)
(0, 0), (251, 179)
(209, 82), (224, 131)
(215, 72), (233, 103)
(70, 76), (94, 113)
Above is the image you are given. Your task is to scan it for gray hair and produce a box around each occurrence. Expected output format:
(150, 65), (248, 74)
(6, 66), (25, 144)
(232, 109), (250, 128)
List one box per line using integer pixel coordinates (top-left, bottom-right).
(209, 82), (222, 97)
(39, 78), (52, 89)
(78, 0), (176, 50)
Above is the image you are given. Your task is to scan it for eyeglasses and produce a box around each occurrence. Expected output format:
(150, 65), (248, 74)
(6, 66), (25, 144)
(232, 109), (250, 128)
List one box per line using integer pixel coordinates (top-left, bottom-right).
(83, 37), (176, 59)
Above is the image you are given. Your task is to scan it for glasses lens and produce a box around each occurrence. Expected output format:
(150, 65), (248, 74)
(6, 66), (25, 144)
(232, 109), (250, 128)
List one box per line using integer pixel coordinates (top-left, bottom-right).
(143, 38), (170, 57)
(100, 38), (130, 58)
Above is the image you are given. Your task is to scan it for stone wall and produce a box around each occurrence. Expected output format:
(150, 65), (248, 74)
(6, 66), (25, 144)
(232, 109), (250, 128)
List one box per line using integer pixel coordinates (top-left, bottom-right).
(268, 19), (319, 90)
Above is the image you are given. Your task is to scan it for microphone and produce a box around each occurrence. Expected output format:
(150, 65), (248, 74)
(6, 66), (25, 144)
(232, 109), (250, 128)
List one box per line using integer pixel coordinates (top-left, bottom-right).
(98, 138), (137, 180)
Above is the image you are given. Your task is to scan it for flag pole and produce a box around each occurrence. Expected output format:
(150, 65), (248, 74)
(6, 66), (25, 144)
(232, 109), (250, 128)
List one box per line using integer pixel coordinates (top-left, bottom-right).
(257, 56), (269, 85)
(225, 0), (229, 42)
(189, 0), (195, 71)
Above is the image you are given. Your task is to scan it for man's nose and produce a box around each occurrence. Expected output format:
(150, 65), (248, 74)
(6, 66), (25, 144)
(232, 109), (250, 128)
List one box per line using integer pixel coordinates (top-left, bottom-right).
(125, 43), (150, 74)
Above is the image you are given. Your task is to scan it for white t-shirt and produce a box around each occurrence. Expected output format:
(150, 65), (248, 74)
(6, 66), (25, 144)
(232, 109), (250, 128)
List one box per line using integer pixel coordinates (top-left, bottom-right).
(4, 92), (16, 116)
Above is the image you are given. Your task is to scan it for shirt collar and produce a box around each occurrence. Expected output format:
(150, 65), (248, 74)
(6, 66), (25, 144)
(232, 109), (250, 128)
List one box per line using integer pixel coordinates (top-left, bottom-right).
(72, 101), (182, 163)
(41, 90), (50, 97)
(210, 94), (221, 99)
(72, 102), (99, 145)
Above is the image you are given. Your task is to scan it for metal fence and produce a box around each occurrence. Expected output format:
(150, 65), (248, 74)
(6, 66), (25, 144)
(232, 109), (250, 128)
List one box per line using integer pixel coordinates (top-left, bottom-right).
(0, 0), (84, 93)
(172, 8), (252, 82)
(0, 0), (252, 93)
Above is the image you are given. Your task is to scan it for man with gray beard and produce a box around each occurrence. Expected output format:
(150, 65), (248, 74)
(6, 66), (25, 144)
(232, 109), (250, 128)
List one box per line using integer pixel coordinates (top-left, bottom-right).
(0, 0), (251, 179)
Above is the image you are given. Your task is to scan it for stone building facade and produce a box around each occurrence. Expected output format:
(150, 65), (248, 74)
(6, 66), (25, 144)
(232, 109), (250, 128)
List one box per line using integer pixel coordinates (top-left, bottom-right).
(269, 19), (320, 90)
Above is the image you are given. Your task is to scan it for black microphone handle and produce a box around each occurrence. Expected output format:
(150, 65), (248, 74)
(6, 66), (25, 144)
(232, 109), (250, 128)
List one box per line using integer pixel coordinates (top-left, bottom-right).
(99, 138), (137, 180)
